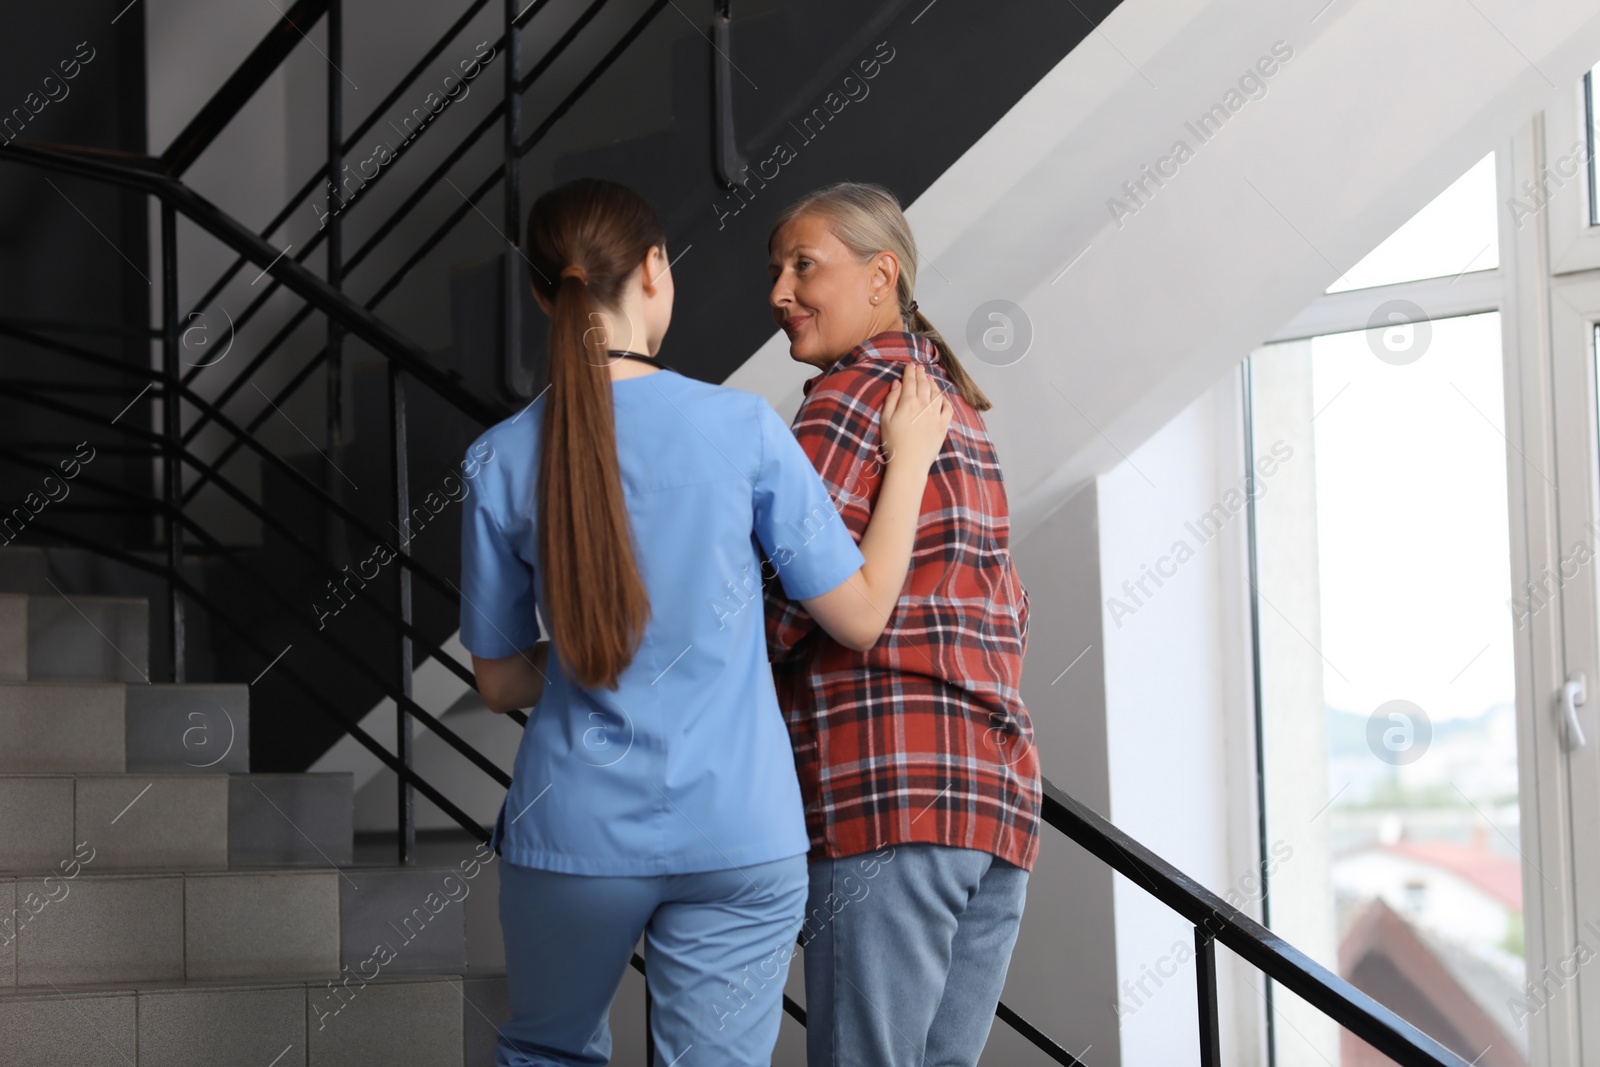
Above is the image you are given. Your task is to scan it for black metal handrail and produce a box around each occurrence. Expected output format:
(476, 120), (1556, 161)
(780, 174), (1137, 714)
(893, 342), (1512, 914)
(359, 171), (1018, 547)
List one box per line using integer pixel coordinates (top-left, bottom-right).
(1041, 780), (1471, 1066)
(159, 0), (331, 176)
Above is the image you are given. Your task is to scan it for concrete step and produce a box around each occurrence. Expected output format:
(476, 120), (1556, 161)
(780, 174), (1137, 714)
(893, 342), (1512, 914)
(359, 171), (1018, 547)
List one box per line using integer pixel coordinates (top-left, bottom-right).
(23, 593), (148, 684)
(0, 680), (251, 773)
(0, 681), (125, 773)
(0, 972), (494, 1066)
(0, 547), (52, 596)
(0, 596), (22, 682)
(127, 682), (250, 772)
(0, 772), (352, 872)
(2, 865), (467, 989)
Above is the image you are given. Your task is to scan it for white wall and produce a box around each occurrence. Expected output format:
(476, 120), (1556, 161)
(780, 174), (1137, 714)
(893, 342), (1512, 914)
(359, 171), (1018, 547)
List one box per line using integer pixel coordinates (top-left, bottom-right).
(997, 481), (1121, 1065)
(1093, 369), (1264, 1066)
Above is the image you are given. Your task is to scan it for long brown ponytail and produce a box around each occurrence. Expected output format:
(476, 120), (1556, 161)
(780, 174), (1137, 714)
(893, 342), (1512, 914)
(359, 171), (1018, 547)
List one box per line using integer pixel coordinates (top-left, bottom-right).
(770, 182), (992, 412)
(525, 179), (662, 690)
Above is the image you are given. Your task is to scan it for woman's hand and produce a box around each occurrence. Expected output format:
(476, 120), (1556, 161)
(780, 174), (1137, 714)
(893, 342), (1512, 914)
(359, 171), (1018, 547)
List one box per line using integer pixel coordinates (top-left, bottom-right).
(880, 363), (953, 472)
(799, 363), (953, 652)
(472, 639), (551, 714)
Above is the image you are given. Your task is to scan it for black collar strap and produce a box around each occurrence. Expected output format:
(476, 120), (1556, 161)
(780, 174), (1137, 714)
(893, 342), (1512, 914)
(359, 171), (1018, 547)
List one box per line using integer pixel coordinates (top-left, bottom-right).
(607, 349), (668, 370)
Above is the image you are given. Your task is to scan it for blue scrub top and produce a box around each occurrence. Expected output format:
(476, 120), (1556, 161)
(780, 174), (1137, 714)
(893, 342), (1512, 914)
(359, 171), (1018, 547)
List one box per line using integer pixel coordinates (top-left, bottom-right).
(459, 368), (865, 876)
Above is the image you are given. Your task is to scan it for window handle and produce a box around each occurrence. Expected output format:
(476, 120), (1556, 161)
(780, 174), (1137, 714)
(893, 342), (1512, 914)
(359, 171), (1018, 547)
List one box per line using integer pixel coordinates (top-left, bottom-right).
(1561, 671), (1588, 751)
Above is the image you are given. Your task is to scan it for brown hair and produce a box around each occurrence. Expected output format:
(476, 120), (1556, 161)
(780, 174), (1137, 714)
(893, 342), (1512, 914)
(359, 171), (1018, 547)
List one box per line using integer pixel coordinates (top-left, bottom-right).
(524, 178), (661, 690)
(770, 181), (991, 411)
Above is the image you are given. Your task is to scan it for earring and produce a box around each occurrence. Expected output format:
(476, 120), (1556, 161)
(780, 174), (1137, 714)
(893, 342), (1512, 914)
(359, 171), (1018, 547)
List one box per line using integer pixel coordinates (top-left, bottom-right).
(872, 296), (879, 304)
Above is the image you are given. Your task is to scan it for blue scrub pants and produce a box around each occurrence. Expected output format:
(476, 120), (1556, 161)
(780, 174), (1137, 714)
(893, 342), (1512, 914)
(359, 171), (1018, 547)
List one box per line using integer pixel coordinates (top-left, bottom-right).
(801, 844), (1028, 1067)
(496, 854), (808, 1066)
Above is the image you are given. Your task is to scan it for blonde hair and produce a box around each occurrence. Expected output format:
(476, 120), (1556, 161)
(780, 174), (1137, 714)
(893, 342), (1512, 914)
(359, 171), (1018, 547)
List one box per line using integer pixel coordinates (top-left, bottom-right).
(770, 182), (992, 411)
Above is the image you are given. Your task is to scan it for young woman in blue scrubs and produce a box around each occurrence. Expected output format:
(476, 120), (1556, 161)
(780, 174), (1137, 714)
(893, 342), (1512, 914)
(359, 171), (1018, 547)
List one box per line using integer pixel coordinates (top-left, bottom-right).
(458, 178), (952, 1067)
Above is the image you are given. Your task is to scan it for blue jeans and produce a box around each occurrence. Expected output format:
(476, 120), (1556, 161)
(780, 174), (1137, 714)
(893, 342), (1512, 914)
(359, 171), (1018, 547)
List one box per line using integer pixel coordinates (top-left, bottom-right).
(496, 855), (808, 1066)
(802, 844), (1028, 1067)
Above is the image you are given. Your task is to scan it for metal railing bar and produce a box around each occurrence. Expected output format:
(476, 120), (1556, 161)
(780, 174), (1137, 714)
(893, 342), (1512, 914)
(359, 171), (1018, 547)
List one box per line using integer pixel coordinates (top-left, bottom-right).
(174, 5), (515, 398)
(177, 0), (541, 364)
(357, 0), (652, 314)
(993, 1002), (1086, 1066)
(501, 0), (524, 425)
(180, 342), (324, 504)
(179, 303), (316, 448)
(1195, 928), (1223, 1067)
(514, 0), (670, 159)
(19, 503), (163, 515)
(160, 0), (332, 176)
(327, 0), (346, 456)
(340, 0), (606, 281)
(0, 315), (159, 340)
(0, 442), (159, 456)
(161, 199), (185, 682)
(0, 321), (163, 381)
(339, 98), (507, 280)
(391, 360), (416, 864)
(360, 0), (661, 311)
(7, 141), (162, 169)
(0, 380), (161, 396)
(1041, 780), (1469, 1066)
(7, 301), (318, 520)
(176, 0), (565, 399)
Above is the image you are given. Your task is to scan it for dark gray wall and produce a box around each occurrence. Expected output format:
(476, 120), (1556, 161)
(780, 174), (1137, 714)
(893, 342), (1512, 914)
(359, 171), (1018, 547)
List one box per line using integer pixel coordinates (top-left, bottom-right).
(0, 0), (151, 548)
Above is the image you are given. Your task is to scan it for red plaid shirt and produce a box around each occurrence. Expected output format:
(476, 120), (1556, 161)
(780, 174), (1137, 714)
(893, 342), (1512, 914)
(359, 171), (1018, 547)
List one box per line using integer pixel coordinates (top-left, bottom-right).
(765, 330), (1042, 871)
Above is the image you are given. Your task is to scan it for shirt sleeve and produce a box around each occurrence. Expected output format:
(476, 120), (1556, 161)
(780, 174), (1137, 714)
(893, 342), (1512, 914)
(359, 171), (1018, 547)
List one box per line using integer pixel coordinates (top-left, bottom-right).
(750, 397), (864, 608)
(458, 437), (541, 659)
(761, 369), (885, 657)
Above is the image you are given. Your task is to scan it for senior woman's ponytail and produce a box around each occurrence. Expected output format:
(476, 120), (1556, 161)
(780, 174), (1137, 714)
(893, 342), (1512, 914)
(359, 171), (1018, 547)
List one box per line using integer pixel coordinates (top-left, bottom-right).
(525, 179), (661, 689)
(770, 182), (992, 412)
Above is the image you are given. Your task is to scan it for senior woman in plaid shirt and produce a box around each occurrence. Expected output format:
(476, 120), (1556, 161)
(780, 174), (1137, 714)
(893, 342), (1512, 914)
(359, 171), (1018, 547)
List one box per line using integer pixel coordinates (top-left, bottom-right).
(764, 182), (1042, 1067)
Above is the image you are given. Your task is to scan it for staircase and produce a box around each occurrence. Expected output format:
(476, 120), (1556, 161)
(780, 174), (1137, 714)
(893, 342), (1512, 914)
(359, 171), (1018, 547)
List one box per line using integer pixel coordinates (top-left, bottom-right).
(0, 546), (504, 1067)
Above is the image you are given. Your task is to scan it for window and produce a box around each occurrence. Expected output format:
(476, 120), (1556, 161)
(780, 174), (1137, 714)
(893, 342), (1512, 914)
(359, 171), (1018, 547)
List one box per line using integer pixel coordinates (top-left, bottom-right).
(1253, 314), (1524, 1065)
(1325, 153), (1498, 293)
(1253, 146), (1527, 1066)
(1241, 55), (1600, 1067)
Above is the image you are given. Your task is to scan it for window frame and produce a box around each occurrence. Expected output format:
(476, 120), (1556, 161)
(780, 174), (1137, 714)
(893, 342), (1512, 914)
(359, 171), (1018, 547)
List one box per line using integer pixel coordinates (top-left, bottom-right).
(1545, 74), (1600, 275)
(1245, 128), (1591, 1067)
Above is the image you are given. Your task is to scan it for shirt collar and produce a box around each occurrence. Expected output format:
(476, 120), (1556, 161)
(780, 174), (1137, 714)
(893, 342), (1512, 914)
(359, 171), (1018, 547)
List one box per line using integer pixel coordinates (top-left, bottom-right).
(801, 330), (940, 396)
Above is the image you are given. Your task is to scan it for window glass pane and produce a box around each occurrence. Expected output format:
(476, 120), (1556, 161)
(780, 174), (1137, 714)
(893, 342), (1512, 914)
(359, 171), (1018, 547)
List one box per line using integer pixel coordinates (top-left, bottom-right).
(1325, 153), (1498, 293)
(1251, 312), (1525, 1066)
